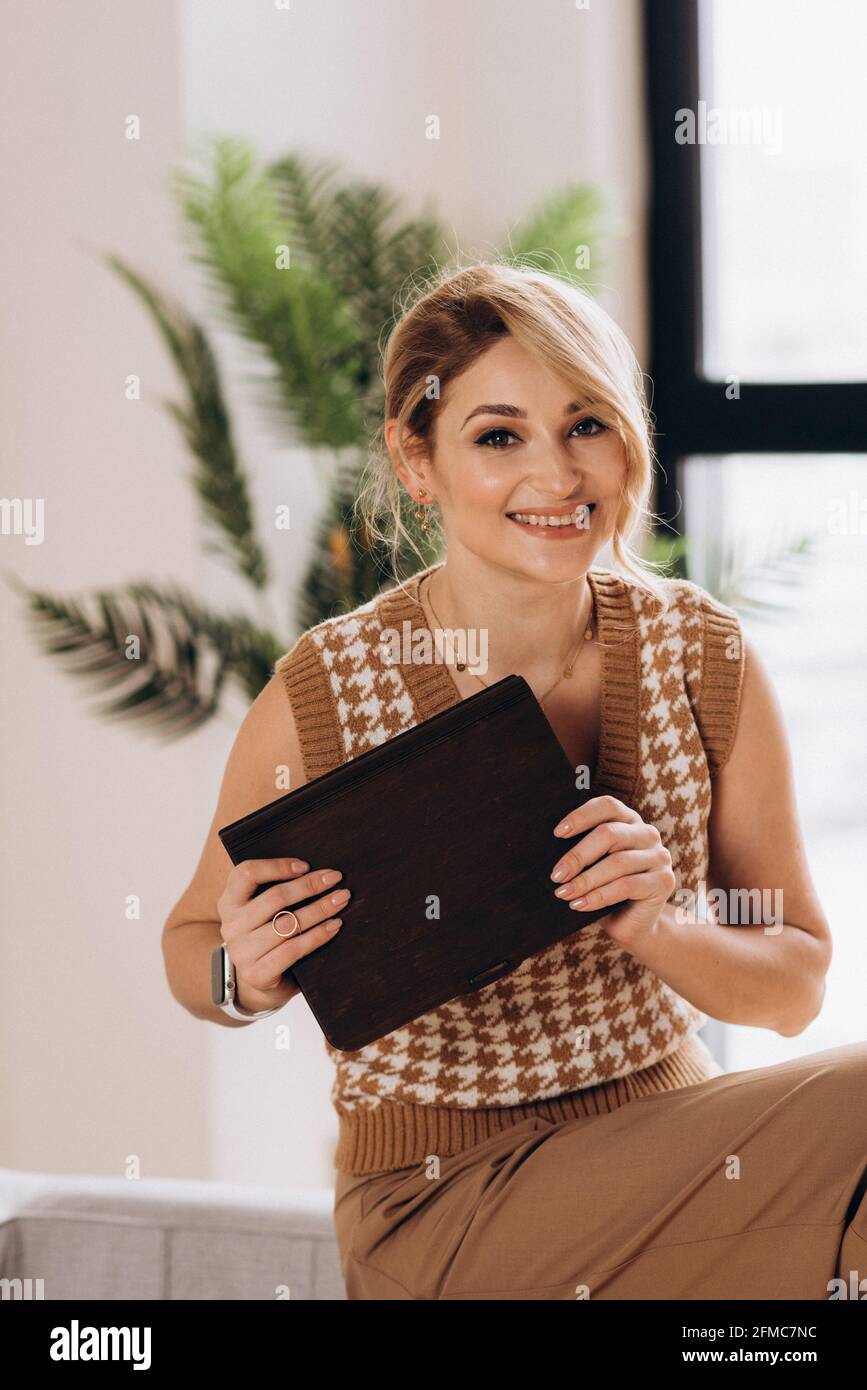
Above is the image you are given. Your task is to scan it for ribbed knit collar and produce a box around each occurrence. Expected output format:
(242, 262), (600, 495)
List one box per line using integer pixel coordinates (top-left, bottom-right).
(377, 561), (641, 803)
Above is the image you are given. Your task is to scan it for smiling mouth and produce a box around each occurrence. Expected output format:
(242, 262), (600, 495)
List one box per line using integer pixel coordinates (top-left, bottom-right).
(506, 504), (595, 529)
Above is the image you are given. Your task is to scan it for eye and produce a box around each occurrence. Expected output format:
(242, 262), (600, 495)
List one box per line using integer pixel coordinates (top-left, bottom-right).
(571, 417), (607, 437)
(474, 419), (608, 448)
(474, 427), (519, 449)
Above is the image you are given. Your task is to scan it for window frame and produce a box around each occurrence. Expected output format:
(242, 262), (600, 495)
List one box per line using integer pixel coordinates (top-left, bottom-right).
(642, 0), (867, 529)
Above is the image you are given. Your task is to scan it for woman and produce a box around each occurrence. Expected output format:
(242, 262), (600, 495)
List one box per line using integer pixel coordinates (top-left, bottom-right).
(163, 262), (867, 1301)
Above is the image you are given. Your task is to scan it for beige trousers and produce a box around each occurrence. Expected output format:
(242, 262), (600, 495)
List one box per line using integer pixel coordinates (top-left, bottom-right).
(332, 1042), (867, 1300)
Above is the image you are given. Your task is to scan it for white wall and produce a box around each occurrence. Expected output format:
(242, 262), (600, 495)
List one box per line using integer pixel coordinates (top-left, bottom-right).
(1, 0), (648, 1189)
(180, 0), (648, 350)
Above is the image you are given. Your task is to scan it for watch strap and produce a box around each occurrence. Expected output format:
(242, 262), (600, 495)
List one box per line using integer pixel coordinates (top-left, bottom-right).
(212, 943), (282, 1021)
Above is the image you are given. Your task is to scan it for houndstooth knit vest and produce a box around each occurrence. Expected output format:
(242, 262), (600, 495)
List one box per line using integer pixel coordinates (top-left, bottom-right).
(275, 561), (745, 1174)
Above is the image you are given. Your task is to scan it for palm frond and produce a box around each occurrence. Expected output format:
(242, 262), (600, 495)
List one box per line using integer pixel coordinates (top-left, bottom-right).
(170, 135), (366, 449)
(267, 155), (446, 427)
(507, 183), (610, 288)
(105, 254), (270, 590)
(11, 574), (284, 740)
(263, 153), (345, 266)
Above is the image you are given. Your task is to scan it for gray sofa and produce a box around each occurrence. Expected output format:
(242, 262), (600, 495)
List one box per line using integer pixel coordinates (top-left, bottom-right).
(0, 1167), (346, 1300)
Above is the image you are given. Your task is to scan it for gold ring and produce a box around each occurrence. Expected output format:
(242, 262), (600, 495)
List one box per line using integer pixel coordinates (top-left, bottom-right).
(272, 910), (300, 939)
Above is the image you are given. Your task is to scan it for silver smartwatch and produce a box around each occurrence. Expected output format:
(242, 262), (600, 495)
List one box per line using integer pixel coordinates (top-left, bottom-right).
(211, 943), (282, 1021)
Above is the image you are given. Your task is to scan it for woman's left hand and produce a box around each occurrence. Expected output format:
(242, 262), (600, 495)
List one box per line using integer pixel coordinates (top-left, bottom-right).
(549, 795), (676, 945)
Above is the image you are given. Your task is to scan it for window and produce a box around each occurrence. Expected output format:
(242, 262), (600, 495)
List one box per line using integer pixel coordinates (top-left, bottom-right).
(643, 0), (867, 1065)
(684, 453), (867, 1068)
(700, 0), (867, 383)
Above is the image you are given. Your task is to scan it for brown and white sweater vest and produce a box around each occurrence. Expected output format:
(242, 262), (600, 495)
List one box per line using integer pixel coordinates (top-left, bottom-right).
(275, 561), (745, 1174)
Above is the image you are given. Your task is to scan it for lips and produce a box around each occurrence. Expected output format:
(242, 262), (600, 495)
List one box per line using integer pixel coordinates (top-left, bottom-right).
(506, 504), (595, 529)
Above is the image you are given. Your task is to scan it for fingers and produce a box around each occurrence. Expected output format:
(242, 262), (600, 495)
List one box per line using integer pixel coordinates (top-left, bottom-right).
(217, 854), (355, 999)
(223, 867), (352, 945)
(565, 875), (651, 913)
(549, 797), (675, 911)
(247, 867), (348, 925)
(224, 857), (352, 987)
(220, 857), (311, 911)
(552, 795), (642, 840)
(220, 860), (349, 930)
(249, 876), (352, 946)
(550, 815), (657, 884)
(553, 848), (675, 909)
(219, 857), (353, 970)
(235, 917), (345, 996)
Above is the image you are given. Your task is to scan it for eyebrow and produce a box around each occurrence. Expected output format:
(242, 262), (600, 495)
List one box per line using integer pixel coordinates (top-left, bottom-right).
(461, 401), (587, 428)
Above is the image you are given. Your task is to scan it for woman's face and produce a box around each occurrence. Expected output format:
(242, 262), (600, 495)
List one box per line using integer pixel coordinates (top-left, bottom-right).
(394, 335), (629, 582)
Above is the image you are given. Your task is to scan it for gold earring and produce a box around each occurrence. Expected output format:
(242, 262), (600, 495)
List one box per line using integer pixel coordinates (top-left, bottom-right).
(414, 488), (431, 532)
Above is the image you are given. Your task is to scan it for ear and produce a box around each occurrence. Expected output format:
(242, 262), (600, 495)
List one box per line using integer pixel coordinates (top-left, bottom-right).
(385, 417), (432, 500)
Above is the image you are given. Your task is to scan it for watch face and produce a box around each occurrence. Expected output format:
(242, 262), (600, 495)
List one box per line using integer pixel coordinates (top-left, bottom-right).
(210, 945), (228, 1006)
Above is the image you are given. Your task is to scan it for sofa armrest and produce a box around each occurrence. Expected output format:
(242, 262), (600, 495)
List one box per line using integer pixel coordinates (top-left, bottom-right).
(0, 1167), (346, 1301)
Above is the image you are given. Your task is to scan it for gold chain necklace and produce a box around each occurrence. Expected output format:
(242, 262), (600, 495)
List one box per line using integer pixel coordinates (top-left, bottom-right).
(422, 572), (594, 706)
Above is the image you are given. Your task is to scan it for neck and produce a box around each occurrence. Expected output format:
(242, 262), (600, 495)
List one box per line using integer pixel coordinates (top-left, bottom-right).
(423, 549), (593, 681)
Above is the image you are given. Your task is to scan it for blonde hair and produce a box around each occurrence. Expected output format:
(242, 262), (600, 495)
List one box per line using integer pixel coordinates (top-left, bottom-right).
(354, 259), (664, 599)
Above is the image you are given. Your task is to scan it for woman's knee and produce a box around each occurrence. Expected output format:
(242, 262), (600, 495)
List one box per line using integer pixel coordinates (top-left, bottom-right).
(790, 1040), (867, 1106)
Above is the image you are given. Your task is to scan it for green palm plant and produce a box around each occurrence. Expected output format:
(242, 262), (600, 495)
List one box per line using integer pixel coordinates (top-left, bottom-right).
(10, 134), (608, 739)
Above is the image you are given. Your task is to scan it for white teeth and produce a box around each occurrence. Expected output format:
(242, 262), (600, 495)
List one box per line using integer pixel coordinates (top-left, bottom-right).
(508, 507), (592, 527)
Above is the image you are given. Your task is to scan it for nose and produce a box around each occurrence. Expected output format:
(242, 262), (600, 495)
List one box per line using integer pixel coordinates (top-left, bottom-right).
(524, 444), (585, 501)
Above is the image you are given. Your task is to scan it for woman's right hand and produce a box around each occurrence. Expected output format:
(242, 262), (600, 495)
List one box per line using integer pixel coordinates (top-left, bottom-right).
(217, 857), (351, 1014)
